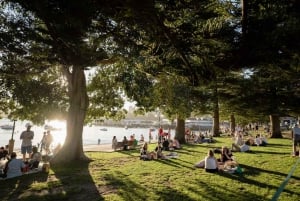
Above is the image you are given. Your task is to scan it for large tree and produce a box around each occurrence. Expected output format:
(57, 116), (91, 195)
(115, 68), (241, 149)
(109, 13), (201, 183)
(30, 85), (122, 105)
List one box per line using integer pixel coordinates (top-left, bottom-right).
(235, 0), (300, 137)
(116, 0), (239, 139)
(0, 0), (131, 164)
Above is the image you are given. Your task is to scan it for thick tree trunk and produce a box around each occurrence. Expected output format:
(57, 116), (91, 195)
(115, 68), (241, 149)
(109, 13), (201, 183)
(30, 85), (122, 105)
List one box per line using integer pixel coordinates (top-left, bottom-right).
(269, 114), (283, 138)
(212, 88), (220, 137)
(175, 117), (186, 144)
(51, 67), (89, 165)
(212, 110), (220, 137)
(230, 114), (236, 134)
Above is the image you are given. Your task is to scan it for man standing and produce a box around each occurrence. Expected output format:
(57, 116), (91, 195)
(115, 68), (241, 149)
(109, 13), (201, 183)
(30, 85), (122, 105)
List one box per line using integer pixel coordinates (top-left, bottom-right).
(20, 123), (34, 161)
(292, 123), (300, 157)
(45, 130), (53, 155)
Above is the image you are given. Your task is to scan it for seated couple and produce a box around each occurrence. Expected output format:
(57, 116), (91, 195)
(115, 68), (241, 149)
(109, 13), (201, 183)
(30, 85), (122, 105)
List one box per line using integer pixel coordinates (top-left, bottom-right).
(140, 142), (166, 160)
(195, 146), (238, 173)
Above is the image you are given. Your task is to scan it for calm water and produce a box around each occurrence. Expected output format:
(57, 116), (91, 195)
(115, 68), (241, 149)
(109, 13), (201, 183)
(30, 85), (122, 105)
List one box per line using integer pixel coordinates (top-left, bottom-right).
(0, 119), (173, 150)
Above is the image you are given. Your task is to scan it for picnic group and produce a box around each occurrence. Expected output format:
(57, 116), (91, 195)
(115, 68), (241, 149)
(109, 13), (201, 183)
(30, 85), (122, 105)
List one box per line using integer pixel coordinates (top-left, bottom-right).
(0, 123), (59, 180)
(111, 127), (181, 160)
(194, 127), (271, 174)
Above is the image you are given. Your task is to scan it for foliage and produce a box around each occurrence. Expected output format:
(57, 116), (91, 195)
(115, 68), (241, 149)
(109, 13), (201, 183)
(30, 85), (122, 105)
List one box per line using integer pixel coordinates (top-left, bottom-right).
(86, 66), (127, 122)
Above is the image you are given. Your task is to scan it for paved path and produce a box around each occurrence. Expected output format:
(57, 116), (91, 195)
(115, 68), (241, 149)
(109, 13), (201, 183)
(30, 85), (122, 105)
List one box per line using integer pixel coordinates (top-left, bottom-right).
(83, 144), (114, 152)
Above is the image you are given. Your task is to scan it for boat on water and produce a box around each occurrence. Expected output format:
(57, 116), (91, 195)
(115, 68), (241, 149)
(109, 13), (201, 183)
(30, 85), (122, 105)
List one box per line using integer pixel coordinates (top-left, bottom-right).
(0, 124), (14, 130)
(44, 125), (62, 131)
(100, 128), (108, 131)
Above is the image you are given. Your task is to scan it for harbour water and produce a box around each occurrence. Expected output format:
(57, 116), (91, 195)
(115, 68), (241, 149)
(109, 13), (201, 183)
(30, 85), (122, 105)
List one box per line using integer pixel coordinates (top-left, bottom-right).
(0, 119), (174, 150)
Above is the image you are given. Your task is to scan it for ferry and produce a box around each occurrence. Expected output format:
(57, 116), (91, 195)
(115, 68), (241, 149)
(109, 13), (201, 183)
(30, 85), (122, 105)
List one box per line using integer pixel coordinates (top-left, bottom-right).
(0, 124), (14, 130)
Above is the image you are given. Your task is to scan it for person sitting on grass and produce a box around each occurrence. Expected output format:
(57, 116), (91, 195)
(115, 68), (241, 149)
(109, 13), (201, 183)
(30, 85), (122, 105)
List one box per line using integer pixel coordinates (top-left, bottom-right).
(232, 140), (251, 152)
(153, 142), (166, 159)
(122, 136), (128, 150)
(260, 134), (268, 145)
(112, 136), (118, 151)
(140, 142), (150, 160)
(3, 152), (26, 179)
(204, 150), (219, 173)
(219, 146), (233, 163)
(162, 138), (170, 151)
(29, 146), (42, 169)
(233, 133), (244, 147)
(172, 137), (181, 149)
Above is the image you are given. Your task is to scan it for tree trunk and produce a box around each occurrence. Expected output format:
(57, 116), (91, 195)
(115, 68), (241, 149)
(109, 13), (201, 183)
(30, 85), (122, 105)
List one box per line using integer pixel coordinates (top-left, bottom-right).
(230, 114), (236, 134)
(212, 88), (220, 137)
(51, 67), (89, 165)
(175, 117), (186, 144)
(269, 114), (283, 138)
(212, 110), (220, 137)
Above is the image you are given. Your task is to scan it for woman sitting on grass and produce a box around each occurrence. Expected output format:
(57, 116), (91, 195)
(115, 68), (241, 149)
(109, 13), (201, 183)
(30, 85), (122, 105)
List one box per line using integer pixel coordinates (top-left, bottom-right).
(219, 146), (233, 163)
(172, 138), (181, 149)
(140, 142), (150, 160)
(204, 150), (219, 173)
(29, 146), (42, 169)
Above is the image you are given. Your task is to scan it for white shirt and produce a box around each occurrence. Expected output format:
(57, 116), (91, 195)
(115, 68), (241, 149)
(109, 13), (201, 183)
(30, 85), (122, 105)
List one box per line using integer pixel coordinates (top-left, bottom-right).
(235, 136), (243, 146)
(254, 137), (261, 145)
(204, 156), (217, 169)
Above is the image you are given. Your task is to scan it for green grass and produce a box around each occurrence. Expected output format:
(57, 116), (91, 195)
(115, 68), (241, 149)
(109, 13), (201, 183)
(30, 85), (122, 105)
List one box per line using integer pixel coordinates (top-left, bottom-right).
(1, 134), (300, 201)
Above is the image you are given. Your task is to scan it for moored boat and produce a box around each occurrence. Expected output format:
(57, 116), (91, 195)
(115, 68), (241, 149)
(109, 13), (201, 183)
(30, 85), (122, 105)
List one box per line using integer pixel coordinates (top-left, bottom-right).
(0, 124), (14, 130)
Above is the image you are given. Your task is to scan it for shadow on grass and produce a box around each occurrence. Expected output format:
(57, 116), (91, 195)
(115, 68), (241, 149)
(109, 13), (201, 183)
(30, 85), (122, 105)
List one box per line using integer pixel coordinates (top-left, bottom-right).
(193, 179), (266, 201)
(155, 158), (195, 170)
(218, 164), (300, 197)
(241, 164), (300, 180)
(267, 143), (290, 147)
(250, 149), (290, 155)
(0, 172), (48, 200)
(103, 171), (195, 201)
(117, 149), (140, 157)
(49, 160), (104, 201)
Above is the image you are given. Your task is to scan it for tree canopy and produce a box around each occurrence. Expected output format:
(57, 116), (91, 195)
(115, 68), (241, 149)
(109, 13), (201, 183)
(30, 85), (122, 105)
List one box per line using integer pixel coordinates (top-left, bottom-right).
(0, 0), (299, 164)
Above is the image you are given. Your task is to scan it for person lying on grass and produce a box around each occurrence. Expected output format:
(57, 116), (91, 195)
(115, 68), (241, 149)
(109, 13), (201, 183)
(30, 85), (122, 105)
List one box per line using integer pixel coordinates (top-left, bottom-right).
(232, 140), (251, 152)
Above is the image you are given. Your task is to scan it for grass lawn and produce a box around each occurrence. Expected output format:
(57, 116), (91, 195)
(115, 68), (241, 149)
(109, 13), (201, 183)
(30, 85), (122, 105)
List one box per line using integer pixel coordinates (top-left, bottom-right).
(1, 133), (300, 201)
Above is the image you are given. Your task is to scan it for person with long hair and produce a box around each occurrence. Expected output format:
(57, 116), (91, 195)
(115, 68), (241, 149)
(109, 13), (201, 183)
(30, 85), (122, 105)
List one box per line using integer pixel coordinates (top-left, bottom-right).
(204, 150), (218, 173)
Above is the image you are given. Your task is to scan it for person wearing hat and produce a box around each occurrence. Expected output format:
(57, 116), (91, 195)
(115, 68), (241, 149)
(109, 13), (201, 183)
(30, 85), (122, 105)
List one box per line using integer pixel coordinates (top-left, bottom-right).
(20, 123), (34, 161)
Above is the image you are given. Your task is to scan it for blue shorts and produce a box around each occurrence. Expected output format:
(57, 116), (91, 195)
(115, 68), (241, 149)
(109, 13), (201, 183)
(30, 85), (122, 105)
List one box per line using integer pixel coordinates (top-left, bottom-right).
(21, 146), (33, 154)
(294, 135), (300, 146)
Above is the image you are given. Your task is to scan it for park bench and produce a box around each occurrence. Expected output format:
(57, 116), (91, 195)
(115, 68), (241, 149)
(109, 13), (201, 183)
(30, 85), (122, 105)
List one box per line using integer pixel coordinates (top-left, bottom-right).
(115, 140), (141, 150)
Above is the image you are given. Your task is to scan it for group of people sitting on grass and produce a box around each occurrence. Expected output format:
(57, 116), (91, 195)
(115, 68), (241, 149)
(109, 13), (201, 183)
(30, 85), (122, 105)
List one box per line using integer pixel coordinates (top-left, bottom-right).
(195, 146), (240, 173)
(0, 146), (43, 179)
(140, 137), (181, 160)
(193, 134), (216, 144)
(231, 131), (268, 152)
(195, 131), (269, 173)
